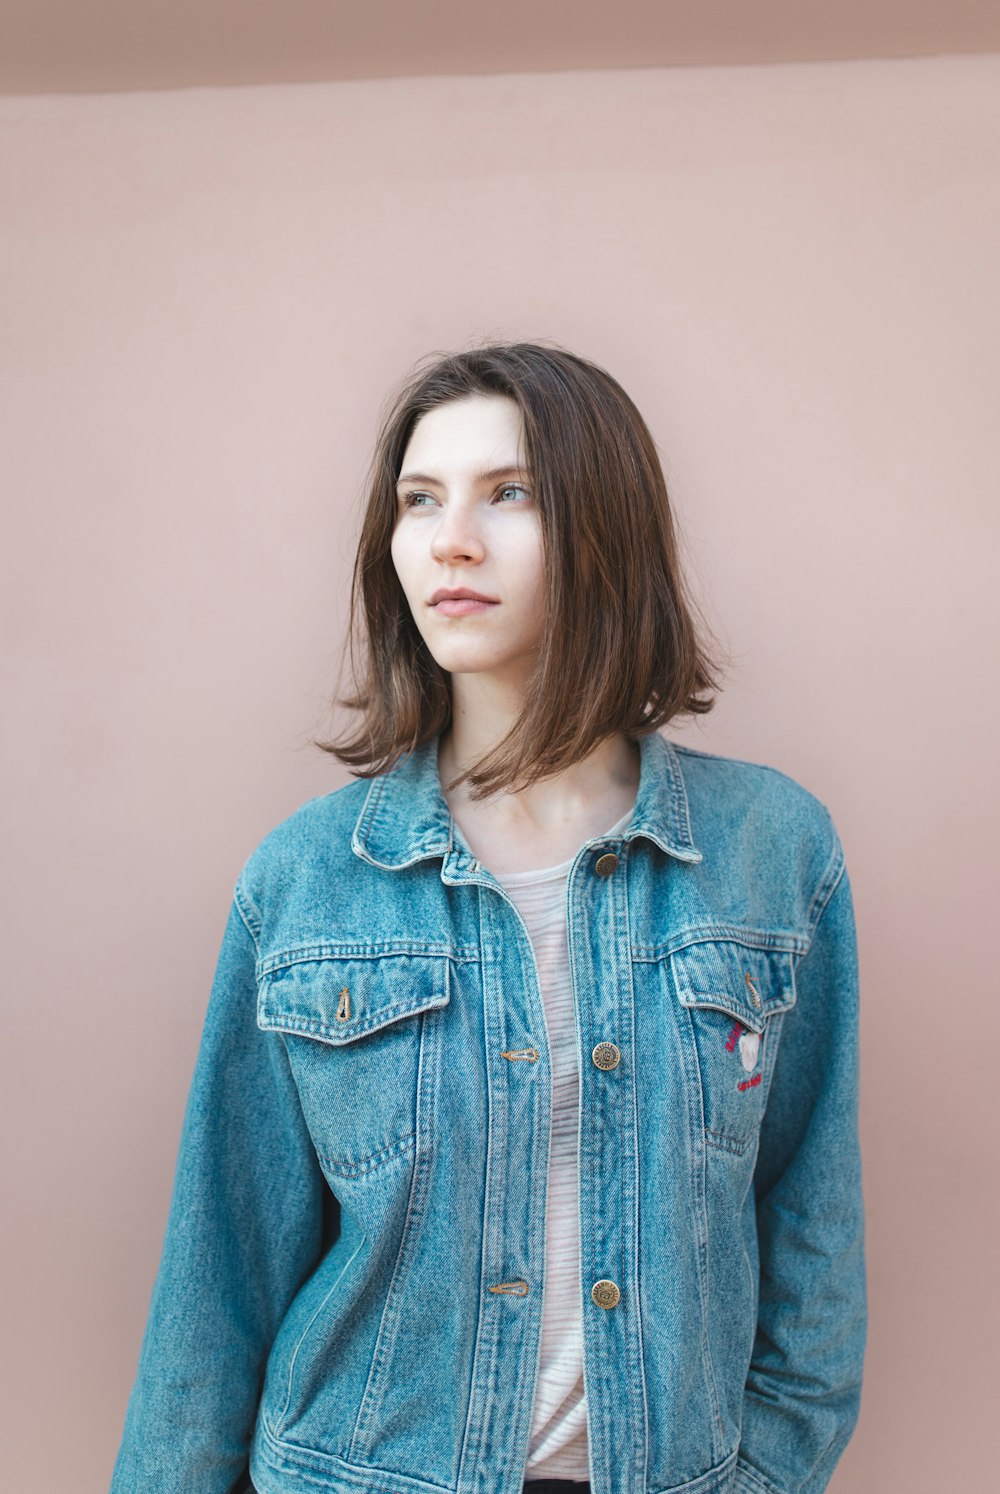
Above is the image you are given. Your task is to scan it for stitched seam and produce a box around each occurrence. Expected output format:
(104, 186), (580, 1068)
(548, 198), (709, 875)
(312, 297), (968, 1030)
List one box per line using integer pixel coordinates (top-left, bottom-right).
(350, 1008), (435, 1459)
(633, 927), (808, 960)
(256, 1419), (452, 1491)
(258, 943), (479, 974)
(316, 1132), (417, 1179)
(622, 846), (651, 1494)
(734, 1455), (785, 1494)
(803, 814), (846, 948)
(705, 1128), (752, 1156)
(671, 742), (834, 806)
(234, 873), (262, 951)
(275, 1232), (367, 1432)
(680, 996), (772, 1033)
(457, 887), (497, 1488)
(661, 734), (699, 853)
(258, 1004), (445, 1043)
(676, 1006), (725, 1457)
(648, 1446), (739, 1493)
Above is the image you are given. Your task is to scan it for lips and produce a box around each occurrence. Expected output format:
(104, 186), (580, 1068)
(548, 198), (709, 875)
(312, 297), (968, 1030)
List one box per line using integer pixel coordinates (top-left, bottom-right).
(430, 587), (499, 605)
(431, 594), (499, 617)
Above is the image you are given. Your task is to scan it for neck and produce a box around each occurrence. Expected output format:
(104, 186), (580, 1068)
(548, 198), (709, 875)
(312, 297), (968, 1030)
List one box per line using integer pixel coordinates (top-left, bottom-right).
(438, 721), (640, 837)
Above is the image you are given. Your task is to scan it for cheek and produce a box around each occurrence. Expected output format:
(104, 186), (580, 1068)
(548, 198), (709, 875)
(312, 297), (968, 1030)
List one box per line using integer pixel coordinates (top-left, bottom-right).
(520, 552), (547, 620)
(389, 530), (415, 596)
(505, 524), (546, 604)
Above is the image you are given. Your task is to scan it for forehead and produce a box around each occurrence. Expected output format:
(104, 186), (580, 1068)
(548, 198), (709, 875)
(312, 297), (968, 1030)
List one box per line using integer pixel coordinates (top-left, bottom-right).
(400, 395), (525, 474)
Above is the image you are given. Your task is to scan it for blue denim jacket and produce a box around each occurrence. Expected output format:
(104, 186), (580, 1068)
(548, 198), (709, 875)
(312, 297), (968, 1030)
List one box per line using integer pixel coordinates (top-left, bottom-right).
(111, 730), (865, 1494)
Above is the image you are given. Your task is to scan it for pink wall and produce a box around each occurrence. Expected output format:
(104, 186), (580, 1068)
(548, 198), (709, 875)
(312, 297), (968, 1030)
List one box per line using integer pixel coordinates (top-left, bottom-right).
(1, 55), (997, 1491)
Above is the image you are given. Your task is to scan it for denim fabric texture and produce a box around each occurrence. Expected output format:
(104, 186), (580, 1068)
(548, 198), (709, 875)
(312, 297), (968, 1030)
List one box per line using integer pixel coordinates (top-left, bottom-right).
(111, 730), (866, 1494)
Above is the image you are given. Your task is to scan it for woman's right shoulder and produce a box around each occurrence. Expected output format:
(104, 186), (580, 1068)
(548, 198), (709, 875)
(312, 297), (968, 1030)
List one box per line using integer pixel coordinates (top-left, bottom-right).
(233, 776), (373, 913)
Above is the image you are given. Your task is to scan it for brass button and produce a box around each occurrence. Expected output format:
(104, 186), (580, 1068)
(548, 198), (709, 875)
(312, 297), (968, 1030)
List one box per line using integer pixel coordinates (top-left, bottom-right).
(592, 1042), (621, 1071)
(594, 852), (618, 877)
(591, 1279), (620, 1309)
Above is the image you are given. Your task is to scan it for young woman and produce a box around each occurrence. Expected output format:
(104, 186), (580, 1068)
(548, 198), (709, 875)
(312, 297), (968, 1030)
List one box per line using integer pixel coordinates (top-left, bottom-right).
(111, 342), (866, 1494)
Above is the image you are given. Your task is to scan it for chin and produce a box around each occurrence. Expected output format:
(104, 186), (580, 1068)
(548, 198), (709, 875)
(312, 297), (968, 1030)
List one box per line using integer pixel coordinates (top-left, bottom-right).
(431, 653), (497, 674)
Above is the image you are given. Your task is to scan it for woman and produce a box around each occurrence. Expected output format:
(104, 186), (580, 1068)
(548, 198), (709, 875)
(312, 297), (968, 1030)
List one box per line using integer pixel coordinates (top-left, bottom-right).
(111, 342), (866, 1494)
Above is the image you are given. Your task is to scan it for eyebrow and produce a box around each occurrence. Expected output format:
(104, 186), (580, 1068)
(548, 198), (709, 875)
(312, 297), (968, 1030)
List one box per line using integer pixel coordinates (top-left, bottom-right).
(395, 465), (528, 490)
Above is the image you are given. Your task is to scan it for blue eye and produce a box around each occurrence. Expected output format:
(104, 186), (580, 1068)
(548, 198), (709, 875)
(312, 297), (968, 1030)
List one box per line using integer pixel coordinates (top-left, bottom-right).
(394, 490), (529, 513)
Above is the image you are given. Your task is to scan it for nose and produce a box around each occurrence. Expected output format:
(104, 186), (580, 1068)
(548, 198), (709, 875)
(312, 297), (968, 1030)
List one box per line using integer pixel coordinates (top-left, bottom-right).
(429, 502), (486, 565)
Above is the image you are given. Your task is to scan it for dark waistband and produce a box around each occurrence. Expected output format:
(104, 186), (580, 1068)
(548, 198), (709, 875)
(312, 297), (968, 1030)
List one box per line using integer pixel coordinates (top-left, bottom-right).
(523, 1482), (591, 1493)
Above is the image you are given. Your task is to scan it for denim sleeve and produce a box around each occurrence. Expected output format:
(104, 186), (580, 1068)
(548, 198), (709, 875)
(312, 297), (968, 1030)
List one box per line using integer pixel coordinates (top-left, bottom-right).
(734, 836), (867, 1494)
(109, 883), (326, 1494)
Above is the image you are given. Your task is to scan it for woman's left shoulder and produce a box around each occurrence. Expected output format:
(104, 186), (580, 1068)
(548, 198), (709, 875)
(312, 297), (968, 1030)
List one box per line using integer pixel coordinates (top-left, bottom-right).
(666, 742), (848, 946)
(674, 740), (838, 824)
(670, 740), (845, 886)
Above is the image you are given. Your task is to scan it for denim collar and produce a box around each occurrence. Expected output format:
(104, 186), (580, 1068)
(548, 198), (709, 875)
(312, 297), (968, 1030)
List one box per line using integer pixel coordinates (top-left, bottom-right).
(352, 729), (703, 872)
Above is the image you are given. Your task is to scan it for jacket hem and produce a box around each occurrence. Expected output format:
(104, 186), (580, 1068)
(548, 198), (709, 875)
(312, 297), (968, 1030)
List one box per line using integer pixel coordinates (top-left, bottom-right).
(251, 1417), (451, 1494)
(651, 1445), (740, 1492)
(732, 1456), (784, 1494)
(251, 1422), (743, 1494)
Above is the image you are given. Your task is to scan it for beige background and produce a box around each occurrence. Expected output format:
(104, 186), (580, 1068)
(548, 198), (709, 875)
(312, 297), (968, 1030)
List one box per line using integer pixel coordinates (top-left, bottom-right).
(2, 52), (998, 1492)
(4, 0), (1000, 92)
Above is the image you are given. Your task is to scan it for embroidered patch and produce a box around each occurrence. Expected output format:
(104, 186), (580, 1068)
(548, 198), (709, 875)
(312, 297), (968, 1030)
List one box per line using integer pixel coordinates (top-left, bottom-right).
(738, 1031), (761, 1072)
(725, 1023), (743, 1053)
(737, 1073), (762, 1092)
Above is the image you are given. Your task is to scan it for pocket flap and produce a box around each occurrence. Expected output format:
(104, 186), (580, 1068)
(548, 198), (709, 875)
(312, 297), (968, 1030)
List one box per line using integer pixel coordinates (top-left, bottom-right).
(257, 950), (450, 1045)
(669, 939), (796, 1034)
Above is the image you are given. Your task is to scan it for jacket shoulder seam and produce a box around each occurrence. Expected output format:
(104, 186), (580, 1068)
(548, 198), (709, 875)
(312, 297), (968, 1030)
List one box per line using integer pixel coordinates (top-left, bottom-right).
(233, 871), (262, 952)
(804, 810), (846, 950)
(671, 742), (833, 813)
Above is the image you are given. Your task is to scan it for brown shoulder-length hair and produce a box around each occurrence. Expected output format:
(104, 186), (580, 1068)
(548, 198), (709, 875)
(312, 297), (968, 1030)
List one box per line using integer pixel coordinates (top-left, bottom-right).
(313, 338), (729, 801)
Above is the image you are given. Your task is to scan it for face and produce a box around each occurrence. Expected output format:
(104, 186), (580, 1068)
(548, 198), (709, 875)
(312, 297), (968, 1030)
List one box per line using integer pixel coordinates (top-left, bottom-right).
(390, 394), (545, 690)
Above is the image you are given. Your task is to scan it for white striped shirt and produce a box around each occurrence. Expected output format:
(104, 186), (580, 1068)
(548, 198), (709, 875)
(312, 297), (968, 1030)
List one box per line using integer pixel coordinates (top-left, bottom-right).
(473, 803), (634, 1481)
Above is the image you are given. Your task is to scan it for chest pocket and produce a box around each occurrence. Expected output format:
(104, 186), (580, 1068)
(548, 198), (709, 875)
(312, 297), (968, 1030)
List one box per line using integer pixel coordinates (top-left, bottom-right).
(667, 938), (796, 1155)
(256, 950), (451, 1178)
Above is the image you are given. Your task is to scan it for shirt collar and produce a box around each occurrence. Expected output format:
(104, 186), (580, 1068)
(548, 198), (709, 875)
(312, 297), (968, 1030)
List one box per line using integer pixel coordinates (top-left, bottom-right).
(351, 729), (702, 872)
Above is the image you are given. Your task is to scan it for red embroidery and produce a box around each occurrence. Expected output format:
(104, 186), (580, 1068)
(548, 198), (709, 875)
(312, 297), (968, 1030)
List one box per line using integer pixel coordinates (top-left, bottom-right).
(737, 1073), (762, 1092)
(725, 1023), (743, 1052)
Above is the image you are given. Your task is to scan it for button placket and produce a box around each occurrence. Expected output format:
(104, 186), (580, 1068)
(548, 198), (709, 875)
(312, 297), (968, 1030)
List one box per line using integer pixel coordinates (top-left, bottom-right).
(587, 850), (625, 1336)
